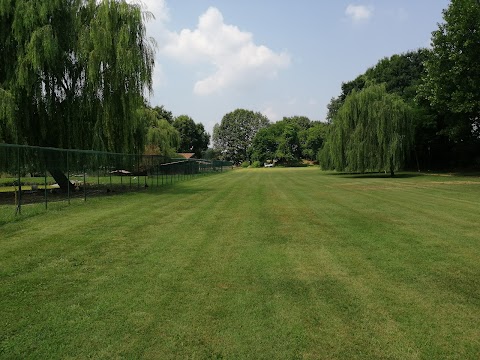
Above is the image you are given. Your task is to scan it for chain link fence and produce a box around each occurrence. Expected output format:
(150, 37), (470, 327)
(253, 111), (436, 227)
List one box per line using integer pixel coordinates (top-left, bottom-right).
(0, 143), (231, 220)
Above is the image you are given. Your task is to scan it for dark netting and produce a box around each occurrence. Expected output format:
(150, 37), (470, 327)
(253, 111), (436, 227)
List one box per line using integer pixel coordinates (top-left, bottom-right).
(0, 144), (232, 217)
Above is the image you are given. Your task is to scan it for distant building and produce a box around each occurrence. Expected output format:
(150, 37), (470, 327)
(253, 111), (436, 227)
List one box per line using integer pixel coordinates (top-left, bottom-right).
(177, 153), (195, 159)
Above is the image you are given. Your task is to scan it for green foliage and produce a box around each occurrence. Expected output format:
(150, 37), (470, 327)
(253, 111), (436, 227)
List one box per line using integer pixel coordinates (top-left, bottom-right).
(143, 108), (180, 157)
(299, 122), (328, 160)
(419, 0), (480, 141)
(276, 123), (302, 163)
(0, 0), (154, 153)
(251, 160), (261, 168)
(201, 147), (220, 160)
(173, 115), (210, 158)
(321, 84), (414, 176)
(249, 125), (281, 164)
(249, 117), (327, 165)
(151, 105), (174, 124)
(241, 161), (250, 168)
(213, 109), (269, 164)
(332, 50), (429, 107)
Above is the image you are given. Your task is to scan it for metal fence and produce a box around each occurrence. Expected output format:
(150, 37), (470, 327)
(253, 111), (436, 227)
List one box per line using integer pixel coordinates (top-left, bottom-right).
(0, 143), (231, 219)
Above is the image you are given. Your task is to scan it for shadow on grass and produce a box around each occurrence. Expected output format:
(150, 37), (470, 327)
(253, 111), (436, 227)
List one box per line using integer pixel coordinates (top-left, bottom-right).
(326, 172), (424, 179)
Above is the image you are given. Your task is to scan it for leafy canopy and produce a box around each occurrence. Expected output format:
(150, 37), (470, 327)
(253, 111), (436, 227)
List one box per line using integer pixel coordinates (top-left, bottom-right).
(173, 115), (210, 158)
(419, 0), (480, 141)
(321, 84), (415, 176)
(213, 109), (269, 164)
(0, 0), (154, 153)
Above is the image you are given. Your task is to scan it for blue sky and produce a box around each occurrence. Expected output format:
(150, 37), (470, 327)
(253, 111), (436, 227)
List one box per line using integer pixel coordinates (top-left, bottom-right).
(132, 0), (450, 135)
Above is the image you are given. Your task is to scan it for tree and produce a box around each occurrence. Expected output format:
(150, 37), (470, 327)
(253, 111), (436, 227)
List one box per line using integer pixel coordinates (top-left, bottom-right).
(419, 0), (480, 141)
(276, 124), (302, 163)
(249, 117), (327, 164)
(320, 84), (414, 176)
(249, 126), (279, 164)
(173, 115), (210, 158)
(152, 106), (174, 124)
(0, 0), (154, 189)
(300, 122), (328, 160)
(139, 107), (179, 157)
(326, 97), (343, 123)
(213, 109), (269, 164)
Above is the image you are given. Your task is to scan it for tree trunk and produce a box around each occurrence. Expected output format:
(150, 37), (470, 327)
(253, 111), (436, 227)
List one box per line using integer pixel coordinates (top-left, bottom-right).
(48, 168), (75, 192)
(414, 146), (421, 172)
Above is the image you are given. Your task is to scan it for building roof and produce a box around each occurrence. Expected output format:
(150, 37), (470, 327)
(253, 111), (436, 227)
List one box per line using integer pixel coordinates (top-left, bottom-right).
(177, 153), (195, 159)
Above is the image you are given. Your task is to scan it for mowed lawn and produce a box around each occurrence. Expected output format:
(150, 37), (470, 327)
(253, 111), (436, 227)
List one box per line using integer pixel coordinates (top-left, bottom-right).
(1, 168), (479, 359)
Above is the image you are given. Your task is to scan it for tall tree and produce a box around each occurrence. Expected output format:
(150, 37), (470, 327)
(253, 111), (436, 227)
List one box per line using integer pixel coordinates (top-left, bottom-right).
(173, 115), (210, 158)
(0, 0), (154, 152)
(321, 84), (414, 176)
(249, 126), (280, 164)
(300, 122), (328, 160)
(0, 0), (154, 189)
(419, 0), (480, 141)
(249, 118), (326, 164)
(138, 106), (179, 157)
(276, 124), (302, 163)
(213, 109), (269, 164)
(152, 105), (174, 124)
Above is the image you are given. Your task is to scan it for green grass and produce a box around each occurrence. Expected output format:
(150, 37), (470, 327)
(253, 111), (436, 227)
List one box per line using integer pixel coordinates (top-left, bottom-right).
(1, 168), (479, 359)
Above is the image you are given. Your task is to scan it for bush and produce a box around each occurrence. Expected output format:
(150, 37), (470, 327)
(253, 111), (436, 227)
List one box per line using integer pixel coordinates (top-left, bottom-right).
(241, 161), (250, 168)
(251, 161), (261, 168)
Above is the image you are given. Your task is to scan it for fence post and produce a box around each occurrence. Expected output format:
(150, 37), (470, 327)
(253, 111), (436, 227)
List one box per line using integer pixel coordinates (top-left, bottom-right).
(16, 147), (21, 215)
(109, 154), (112, 189)
(67, 150), (70, 205)
(44, 170), (48, 210)
(137, 154), (140, 189)
(83, 166), (86, 202)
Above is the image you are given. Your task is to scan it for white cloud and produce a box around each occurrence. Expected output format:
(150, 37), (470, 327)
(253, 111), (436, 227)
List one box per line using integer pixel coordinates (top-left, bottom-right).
(345, 4), (374, 23)
(161, 7), (291, 95)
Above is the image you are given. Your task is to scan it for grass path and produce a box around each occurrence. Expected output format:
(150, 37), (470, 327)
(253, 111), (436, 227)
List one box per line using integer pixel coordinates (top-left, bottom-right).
(1, 168), (479, 359)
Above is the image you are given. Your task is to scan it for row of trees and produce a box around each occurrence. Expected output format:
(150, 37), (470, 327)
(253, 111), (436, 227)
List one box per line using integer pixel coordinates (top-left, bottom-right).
(143, 106), (210, 158)
(213, 1), (480, 172)
(212, 110), (327, 165)
(321, 0), (480, 173)
(2, 0), (478, 174)
(249, 117), (327, 164)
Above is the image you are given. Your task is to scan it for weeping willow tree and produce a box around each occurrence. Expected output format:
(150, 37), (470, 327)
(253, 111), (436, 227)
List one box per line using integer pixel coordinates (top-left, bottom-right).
(320, 84), (414, 176)
(0, 0), (155, 189)
(139, 107), (180, 158)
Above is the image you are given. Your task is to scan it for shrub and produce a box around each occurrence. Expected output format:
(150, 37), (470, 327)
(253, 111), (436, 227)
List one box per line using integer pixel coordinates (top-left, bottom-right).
(241, 161), (250, 168)
(251, 161), (261, 168)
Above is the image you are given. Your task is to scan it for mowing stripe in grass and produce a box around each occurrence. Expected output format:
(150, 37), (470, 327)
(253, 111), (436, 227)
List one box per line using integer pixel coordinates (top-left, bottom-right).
(1, 168), (479, 359)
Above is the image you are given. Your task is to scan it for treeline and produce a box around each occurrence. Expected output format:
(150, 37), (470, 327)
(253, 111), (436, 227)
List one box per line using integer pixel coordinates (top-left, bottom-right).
(141, 106), (210, 159)
(212, 109), (326, 166)
(322, 0), (480, 173)
(213, 0), (480, 172)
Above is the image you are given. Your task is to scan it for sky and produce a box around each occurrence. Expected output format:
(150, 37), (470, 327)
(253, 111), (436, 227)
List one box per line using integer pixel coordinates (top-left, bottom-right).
(129, 0), (450, 136)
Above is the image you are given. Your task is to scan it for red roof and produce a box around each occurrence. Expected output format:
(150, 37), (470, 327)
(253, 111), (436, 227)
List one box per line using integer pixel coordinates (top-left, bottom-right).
(177, 153), (195, 159)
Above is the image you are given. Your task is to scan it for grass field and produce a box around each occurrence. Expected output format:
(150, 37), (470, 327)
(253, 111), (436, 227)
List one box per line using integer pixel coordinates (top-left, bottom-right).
(1, 168), (479, 359)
